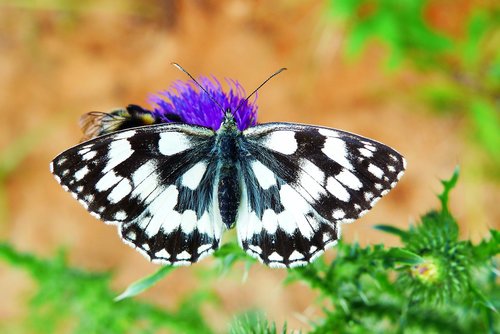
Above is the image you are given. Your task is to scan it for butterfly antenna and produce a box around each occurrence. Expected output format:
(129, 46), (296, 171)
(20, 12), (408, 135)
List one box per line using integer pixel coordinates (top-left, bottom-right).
(234, 67), (287, 114)
(171, 63), (225, 113)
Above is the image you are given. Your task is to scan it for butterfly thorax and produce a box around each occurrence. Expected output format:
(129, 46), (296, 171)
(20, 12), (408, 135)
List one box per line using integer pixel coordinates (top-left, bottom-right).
(216, 110), (242, 229)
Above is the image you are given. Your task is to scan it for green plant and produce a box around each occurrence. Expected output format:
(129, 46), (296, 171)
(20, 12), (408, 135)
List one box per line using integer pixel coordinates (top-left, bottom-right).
(327, 0), (500, 174)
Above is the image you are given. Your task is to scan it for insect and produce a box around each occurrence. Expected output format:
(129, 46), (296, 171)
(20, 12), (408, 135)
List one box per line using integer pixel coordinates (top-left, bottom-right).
(79, 104), (178, 141)
(50, 66), (406, 268)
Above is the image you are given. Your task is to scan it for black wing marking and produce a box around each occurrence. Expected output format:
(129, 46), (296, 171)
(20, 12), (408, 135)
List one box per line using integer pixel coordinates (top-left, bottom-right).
(50, 124), (224, 265)
(237, 122), (406, 267)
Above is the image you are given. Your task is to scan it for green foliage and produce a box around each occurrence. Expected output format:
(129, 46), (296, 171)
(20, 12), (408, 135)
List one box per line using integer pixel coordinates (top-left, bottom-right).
(0, 244), (213, 334)
(1, 170), (497, 333)
(328, 0), (451, 68)
(327, 0), (500, 174)
(229, 311), (288, 334)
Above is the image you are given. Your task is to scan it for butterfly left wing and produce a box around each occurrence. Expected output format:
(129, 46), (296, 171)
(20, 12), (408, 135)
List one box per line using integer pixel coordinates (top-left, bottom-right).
(237, 122), (406, 268)
(50, 124), (224, 265)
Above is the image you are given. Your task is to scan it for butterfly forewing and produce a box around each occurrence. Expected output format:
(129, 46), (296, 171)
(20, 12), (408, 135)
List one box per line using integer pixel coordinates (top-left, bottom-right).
(50, 124), (225, 265)
(238, 123), (406, 267)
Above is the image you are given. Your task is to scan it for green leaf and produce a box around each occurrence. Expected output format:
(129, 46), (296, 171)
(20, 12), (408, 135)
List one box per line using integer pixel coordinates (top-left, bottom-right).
(374, 224), (409, 239)
(115, 266), (173, 301)
(386, 248), (424, 265)
(437, 166), (460, 215)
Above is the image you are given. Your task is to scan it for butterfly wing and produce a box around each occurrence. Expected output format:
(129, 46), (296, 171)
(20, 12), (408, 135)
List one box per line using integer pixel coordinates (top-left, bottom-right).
(50, 124), (224, 265)
(238, 123), (406, 267)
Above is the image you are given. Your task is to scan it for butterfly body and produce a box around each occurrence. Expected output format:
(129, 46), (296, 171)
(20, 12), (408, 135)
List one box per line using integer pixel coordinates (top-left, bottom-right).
(51, 104), (405, 268)
(215, 111), (243, 229)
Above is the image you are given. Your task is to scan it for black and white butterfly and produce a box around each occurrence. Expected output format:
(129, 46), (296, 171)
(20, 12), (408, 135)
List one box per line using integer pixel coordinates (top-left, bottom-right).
(50, 108), (405, 268)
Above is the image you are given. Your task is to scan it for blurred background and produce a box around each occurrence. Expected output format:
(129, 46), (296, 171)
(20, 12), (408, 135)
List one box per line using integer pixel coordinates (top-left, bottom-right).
(0, 0), (498, 332)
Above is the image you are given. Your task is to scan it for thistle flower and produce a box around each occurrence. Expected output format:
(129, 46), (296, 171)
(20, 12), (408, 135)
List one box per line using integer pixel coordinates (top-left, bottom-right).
(149, 76), (258, 131)
(397, 170), (472, 304)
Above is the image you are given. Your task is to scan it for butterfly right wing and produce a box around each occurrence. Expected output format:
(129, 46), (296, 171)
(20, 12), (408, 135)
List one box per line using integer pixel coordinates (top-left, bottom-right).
(237, 122), (406, 268)
(50, 124), (224, 265)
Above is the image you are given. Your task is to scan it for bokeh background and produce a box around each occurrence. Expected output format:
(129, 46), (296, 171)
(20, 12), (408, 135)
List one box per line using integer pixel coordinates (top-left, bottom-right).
(0, 0), (498, 332)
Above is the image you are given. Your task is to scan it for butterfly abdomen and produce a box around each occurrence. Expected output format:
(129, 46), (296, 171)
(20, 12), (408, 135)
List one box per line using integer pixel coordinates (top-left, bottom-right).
(216, 130), (242, 229)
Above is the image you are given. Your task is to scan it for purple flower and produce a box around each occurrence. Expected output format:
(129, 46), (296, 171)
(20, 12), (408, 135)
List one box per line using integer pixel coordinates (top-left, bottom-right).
(149, 76), (258, 131)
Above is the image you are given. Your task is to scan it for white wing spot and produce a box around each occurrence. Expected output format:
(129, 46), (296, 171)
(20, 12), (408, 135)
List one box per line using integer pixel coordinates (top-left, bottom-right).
(248, 245), (263, 254)
(322, 137), (353, 170)
(114, 130), (137, 140)
(114, 210), (127, 220)
(252, 160), (277, 190)
(132, 161), (157, 186)
(78, 147), (91, 155)
(368, 163), (384, 179)
(298, 159), (326, 200)
(155, 249), (170, 258)
(180, 210), (197, 234)
(289, 250), (305, 261)
(326, 176), (350, 202)
(358, 147), (373, 158)
(74, 166), (89, 181)
(268, 252), (284, 262)
(176, 250), (191, 260)
(388, 165), (396, 172)
(145, 185), (180, 236)
(82, 150), (97, 161)
(126, 231), (136, 241)
(335, 169), (362, 190)
(318, 128), (340, 138)
(277, 210), (298, 236)
(364, 192), (374, 201)
(104, 139), (133, 173)
(264, 131), (298, 155)
(364, 143), (376, 152)
(159, 132), (191, 156)
(197, 244), (212, 254)
(262, 209), (278, 234)
(181, 161), (207, 190)
(108, 178), (132, 204)
(332, 209), (345, 219)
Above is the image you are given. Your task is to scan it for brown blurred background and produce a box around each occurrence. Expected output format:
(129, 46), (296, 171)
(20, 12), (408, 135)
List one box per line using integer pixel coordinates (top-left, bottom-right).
(0, 0), (498, 332)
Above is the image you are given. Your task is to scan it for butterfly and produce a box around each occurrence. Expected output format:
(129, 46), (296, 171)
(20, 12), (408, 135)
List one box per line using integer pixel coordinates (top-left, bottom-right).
(50, 71), (406, 268)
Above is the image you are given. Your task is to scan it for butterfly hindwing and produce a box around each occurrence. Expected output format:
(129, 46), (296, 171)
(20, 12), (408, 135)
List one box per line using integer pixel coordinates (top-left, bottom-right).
(50, 124), (225, 265)
(237, 123), (406, 267)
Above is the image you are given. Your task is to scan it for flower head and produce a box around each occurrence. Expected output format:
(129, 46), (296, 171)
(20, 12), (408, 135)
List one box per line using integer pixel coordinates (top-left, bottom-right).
(149, 76), (258, 131)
